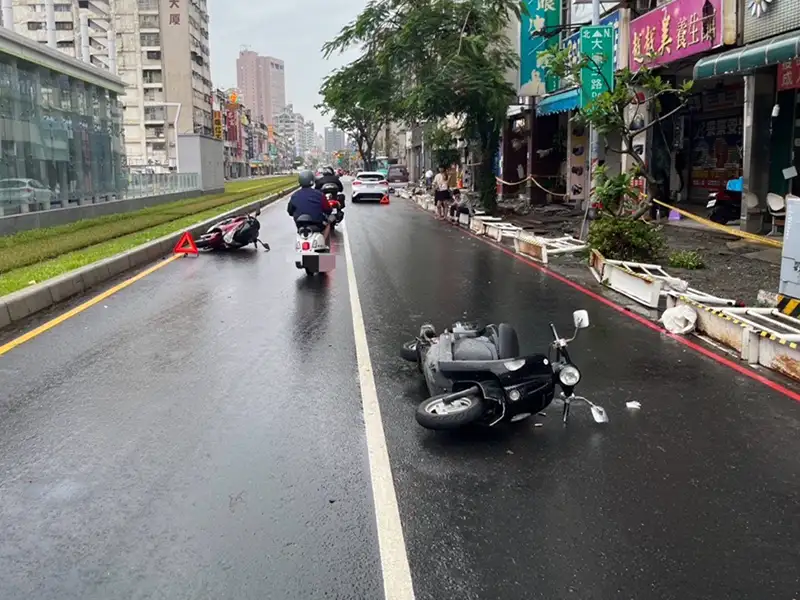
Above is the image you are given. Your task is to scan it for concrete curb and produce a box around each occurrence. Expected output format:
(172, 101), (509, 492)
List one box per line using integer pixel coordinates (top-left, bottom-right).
(0, 186), (298, 329)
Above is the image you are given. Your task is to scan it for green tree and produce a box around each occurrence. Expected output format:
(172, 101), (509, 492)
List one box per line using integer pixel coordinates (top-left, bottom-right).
(317, 56), (402, 170)
(323, 0), (524, 210)
(542, 45), (693, 219)
(425, 124), (460, 168)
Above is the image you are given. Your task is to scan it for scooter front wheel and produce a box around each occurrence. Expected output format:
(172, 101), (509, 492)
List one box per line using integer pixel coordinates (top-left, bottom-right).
(415, 393), (485, 430)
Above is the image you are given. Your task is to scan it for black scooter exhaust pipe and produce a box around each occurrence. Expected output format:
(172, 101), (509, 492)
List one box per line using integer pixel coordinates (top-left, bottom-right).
(441, 385), (481, 405)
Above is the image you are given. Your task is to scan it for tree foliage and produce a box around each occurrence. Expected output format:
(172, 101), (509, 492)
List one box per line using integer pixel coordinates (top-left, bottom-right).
(542, 45), (693, 219)
(425, 124), (460, 168)
(317, 55), (401, 169)
(322, 0), (526, 209)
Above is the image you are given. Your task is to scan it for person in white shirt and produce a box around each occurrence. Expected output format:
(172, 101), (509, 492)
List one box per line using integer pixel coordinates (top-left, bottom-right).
(425, 168), (434, 189)
(432, 166), (451, 219)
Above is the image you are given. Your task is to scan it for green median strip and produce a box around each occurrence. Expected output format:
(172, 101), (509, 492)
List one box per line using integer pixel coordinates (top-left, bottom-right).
(0, 178), (295, 297)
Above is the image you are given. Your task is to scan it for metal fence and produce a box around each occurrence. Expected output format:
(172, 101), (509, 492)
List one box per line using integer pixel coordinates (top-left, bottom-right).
(0, 172), (201, 217)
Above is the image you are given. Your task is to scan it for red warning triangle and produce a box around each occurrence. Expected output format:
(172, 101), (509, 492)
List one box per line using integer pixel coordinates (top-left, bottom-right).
(173, 231), (198, 255)
(380, 195), (390, 204)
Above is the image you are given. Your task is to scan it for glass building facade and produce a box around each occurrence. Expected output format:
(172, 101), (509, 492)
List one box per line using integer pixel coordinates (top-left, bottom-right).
(0, 35), (124, 213)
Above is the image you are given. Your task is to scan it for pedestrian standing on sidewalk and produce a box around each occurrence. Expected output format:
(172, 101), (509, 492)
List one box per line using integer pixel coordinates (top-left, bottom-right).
(425, 168), (434, 190)
(433, 166), (451, 220)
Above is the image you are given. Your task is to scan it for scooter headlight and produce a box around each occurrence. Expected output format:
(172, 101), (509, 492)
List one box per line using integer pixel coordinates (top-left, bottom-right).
(558, 365), (581, 387)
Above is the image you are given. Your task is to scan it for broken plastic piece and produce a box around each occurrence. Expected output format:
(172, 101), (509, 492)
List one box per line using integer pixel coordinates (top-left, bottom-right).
(660, 305), (697, 334)
(626, 401), (642, 410)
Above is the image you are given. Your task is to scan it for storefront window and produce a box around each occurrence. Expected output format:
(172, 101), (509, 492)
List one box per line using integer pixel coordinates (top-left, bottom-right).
(687, 83), (744, 203)
(0, 53), (123, 212)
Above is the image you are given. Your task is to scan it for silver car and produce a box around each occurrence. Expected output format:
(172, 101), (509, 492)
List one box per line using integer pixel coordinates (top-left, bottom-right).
(0, 178), (55, 213)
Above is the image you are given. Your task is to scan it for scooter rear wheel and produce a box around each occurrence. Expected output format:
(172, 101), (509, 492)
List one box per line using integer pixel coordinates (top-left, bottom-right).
(415, 393), (485, 430)
(400, 340), (419, 362)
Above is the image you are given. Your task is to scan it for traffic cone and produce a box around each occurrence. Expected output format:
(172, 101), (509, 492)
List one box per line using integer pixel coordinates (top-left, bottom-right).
(380, 195), (390, 204)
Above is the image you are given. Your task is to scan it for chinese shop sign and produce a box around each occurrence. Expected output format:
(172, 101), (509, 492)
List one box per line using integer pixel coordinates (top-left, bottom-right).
(213, 111), (223, 139)
(580, 25), (615, 108)
(629, 0), (723, 72)
(519, 0), (562, 96)
(778, 59), (800, 91)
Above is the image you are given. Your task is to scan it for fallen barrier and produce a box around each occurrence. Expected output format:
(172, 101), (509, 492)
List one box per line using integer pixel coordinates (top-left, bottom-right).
(514, 234), (587, 265)
(668, 295), (800, 381)
(484, 222), (522, 243)
(470, 216), (503, 235)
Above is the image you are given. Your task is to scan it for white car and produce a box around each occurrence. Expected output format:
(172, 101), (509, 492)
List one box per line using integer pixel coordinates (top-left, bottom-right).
(0, 178), (55, 212)
(351, 171), (389, 202)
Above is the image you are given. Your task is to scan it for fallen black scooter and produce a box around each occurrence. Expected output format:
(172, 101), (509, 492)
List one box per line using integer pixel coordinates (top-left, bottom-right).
(399, 311), (608, 430)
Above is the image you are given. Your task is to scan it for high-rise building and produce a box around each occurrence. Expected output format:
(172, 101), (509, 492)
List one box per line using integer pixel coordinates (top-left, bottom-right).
(236, 50), (285, 126)
(275, 104), (308, 156)
(325, 127), (346, 153)
(9, 0), (114, 69)
(4, 0), (213, 171)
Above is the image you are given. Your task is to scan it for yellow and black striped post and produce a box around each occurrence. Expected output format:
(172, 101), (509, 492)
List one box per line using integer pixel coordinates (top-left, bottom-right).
(777, 294), (800, 318)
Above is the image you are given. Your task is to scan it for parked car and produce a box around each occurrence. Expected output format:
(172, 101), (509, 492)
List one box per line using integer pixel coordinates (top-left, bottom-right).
(351, 171), (389, 202)
(387, 164), (410, 189)
(0, 178), (55, 212)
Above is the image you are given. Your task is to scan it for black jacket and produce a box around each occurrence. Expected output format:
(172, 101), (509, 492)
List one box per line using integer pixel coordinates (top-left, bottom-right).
(315, 174), (343, 193)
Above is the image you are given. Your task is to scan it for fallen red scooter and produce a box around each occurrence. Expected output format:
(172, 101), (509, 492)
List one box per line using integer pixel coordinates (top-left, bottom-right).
(195, 208), (270, 251)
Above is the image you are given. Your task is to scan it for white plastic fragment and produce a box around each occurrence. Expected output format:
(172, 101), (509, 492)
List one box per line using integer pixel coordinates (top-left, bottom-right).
(626, 401), (642, 410)
(660, 304), (698, 334)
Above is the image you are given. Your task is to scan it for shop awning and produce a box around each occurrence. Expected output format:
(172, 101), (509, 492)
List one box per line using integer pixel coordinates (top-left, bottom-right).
(694, 31), (800, 80)
(536, 87), (579, 117)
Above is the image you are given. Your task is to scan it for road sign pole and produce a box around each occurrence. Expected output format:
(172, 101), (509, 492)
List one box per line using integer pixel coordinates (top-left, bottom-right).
(581, 0), (603, 239)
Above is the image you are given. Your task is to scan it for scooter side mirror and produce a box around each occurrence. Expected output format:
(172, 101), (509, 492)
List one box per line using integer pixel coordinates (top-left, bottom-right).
(573, 310), (590, 330)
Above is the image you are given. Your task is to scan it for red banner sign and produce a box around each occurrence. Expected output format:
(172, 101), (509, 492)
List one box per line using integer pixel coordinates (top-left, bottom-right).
(778, 59), (800, 91)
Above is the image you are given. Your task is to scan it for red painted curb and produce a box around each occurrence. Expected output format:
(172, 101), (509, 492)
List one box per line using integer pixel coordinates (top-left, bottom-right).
(411, 200), (800, 404)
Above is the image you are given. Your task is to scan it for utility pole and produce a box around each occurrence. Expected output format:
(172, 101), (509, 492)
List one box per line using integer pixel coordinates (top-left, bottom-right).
(579, 0), (602, 240)
(588, 0), (601, 207)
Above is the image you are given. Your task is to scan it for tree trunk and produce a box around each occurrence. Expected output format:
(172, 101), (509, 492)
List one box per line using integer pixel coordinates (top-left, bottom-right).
(476, 125), (500, 212)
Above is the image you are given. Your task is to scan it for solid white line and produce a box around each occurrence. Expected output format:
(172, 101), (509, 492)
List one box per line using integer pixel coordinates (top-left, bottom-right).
(342, 228), (416, 600)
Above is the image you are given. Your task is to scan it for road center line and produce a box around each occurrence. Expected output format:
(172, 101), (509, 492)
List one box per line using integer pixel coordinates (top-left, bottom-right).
(341, 228), (416, 600)
(0, 254), (182, 357)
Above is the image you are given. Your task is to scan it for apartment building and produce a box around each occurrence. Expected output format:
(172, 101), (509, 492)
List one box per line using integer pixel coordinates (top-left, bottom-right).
(126, 0), (212, 170)
(236, 50), (285, 126)
(4, 0), (213, 172)
(275, 103), (306, 156)
(8, 0), (115, 70)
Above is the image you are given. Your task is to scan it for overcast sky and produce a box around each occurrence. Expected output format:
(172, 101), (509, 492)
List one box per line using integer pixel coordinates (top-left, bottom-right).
(208, 0), (362, 130)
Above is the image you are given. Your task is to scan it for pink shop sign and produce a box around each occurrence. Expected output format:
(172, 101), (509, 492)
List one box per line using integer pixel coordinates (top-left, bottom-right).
(629, 0), (723, 72)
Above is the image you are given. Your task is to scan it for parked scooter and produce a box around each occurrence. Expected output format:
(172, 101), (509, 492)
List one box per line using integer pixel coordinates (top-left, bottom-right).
(399, 311), (608, 430)
(195, 209), (270, 251)
(707, 177), (743, 224)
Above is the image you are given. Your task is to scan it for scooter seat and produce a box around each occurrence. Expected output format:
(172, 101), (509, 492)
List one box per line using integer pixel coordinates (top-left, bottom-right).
(452, 337), (498, 361)
(437, 358), (514, 377)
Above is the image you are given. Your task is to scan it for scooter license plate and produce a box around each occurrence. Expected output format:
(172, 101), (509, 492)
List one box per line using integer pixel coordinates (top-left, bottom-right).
(706, 199), (716, 208)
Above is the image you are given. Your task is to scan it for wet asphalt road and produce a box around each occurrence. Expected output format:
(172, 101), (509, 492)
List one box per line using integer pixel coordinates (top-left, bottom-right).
(1, 180), (799, 599)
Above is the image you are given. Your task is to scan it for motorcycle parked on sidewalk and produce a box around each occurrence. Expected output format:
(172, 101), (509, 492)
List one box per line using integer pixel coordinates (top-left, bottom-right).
(321, 183), (345, 230)
(195, 209), (270, 251)
(295, 215), (334, 276)
(707, 177), (746, 224)
(399, 311), (608, 431)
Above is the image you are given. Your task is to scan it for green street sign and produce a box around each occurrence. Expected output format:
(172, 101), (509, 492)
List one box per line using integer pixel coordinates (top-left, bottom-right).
(580, 25), (615, 108)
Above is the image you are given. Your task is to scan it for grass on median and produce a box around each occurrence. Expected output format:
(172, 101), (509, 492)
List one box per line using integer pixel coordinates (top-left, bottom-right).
(0, 177), (294, 274)
(0, 178), (295, 297)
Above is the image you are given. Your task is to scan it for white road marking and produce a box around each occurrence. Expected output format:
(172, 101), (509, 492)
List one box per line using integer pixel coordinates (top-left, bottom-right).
(342, 228), (416, 600)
